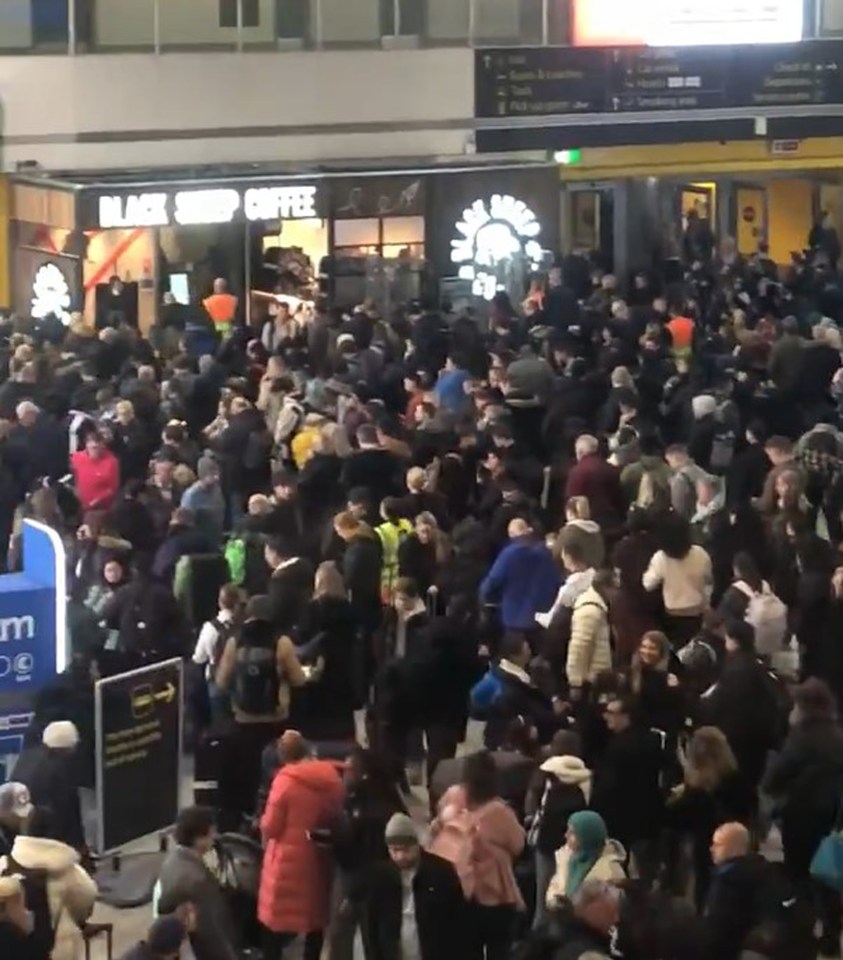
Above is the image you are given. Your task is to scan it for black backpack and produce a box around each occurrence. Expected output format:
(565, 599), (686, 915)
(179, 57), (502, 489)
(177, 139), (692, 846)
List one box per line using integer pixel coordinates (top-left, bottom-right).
(2, 858), (59, 957)
(244, 428), (273, 471)
(232, 634), (279, 715)
(210, 617), (237, 670)
(532, 774), (587, 855)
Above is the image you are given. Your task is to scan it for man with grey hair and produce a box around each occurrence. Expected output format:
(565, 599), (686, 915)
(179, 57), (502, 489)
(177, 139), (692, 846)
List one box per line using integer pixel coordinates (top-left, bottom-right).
(14, 401), (39, 429)
(566, 434), (623, 530)
(554, 880), (621, 960)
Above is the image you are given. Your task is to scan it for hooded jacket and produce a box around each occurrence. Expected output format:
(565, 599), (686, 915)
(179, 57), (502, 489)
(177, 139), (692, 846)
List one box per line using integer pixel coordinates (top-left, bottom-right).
(258, 759), (344, 933)
(7, 835), (97, 960)
(527, 756), (593, 855)
(566, 587), (612, 688)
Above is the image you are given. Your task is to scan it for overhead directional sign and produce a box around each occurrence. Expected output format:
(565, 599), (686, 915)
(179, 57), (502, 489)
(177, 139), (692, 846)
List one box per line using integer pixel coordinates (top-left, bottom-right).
(475, 40), (843, 120)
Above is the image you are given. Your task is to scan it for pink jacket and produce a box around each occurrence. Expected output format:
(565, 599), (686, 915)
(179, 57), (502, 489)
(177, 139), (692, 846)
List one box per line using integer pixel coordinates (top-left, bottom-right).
(427, 784), (525, 909)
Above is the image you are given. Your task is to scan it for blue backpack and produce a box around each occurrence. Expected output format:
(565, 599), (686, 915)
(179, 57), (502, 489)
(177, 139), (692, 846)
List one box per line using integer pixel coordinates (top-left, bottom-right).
(470, 668), (504, 716)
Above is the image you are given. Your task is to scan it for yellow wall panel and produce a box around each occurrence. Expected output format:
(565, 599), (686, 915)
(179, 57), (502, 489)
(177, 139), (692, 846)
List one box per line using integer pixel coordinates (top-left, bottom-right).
(561, 138), (843, 180)
(768, 179), (814, 266)
(0, 179), (9, 310)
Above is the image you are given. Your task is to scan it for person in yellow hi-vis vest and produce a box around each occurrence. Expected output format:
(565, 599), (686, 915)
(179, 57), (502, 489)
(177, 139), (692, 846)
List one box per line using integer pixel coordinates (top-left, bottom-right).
(375, 497), (412, 604)
(203, 277), (238, 337)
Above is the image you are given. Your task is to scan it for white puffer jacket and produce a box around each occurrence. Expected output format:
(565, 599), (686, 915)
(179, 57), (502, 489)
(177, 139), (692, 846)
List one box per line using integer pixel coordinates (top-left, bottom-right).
(8, 836), (97, 960)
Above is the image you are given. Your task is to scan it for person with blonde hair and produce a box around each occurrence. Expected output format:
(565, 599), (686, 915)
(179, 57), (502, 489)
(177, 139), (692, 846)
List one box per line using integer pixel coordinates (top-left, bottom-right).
(397, 511), (449, 594)
(667, 725), (753, 906)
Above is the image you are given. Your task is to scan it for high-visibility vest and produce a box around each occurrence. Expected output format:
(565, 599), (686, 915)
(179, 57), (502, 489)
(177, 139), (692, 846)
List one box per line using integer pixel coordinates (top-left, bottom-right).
(375, 519), (413, 602)
(203, 292), (237, 333)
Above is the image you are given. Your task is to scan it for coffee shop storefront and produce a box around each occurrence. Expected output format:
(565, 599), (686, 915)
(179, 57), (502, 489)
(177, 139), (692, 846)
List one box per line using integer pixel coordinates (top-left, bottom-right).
(7, 162), (560, 328)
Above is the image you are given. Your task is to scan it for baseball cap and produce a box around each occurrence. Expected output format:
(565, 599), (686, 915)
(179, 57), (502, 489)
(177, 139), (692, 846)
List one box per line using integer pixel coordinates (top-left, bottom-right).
(0, 783), (33, 820)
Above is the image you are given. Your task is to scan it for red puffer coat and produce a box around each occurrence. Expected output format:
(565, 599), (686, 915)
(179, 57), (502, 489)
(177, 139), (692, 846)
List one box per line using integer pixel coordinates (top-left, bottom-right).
(258, 758), (344, 933)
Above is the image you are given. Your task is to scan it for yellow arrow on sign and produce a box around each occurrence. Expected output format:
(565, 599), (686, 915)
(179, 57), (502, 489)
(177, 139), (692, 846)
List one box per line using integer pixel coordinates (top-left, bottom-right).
(131, 682), (176, 713)
(155, 682), (176, 704)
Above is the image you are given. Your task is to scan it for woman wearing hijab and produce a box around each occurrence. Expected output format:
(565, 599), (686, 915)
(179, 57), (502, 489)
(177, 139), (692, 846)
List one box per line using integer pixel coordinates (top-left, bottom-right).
(544, 810), (626, 910)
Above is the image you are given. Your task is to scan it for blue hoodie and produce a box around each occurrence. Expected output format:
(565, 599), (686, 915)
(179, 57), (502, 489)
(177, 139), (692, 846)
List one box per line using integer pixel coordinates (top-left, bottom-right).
(433, 367), (470, 414)
(479, 537), (562, 631)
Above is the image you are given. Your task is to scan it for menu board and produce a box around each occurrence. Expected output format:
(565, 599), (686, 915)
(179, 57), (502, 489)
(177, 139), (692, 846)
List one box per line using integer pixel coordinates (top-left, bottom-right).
(476, 40), (843, 119)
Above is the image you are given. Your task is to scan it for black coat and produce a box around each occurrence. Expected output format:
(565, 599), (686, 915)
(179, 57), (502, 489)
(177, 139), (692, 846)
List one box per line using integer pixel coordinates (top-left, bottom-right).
(13, 745), (85, 850)
(397, 535), (437, 594)
(266, 557), (314, 636)
(355, 851), (468, 960)
(763, 717), (843, 874)
(704, 855), (804, 960)
(217, 407), (271, 495)
(591, 725), (665, 844)
(342, 534), (382, 629)
(291, 596), (361, 740)
(700, 652), (783, 786)
(393, 614), (478, 733)
(340, 449), (403, 505)
(726, 442), (770, 509)
(480, 662), (558, 749)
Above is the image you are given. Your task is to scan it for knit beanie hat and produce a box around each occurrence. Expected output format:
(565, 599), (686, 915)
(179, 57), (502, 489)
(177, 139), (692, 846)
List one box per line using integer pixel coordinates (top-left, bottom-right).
(384, 813), (419, 846)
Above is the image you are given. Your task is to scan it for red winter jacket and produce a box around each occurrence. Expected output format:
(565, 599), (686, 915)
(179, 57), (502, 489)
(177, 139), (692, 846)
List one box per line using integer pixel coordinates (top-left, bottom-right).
(259, 759), (344, 933)
(71, 448), (121, 512)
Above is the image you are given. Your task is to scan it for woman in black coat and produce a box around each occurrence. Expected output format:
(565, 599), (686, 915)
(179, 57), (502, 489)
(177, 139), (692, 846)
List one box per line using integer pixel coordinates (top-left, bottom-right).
(291, 562), (361, 742)
(762, 678), (843, 956)
(666, 725), (755, 908)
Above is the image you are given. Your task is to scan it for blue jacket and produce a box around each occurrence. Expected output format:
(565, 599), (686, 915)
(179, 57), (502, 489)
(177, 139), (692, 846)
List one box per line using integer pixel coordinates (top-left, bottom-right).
(479, 537), (561, 631)
(433, 368), (470, 414)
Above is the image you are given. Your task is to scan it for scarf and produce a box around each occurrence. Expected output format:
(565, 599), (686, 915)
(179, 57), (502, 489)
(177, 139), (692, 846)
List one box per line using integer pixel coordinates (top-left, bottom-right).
(565, 810), (608, 897)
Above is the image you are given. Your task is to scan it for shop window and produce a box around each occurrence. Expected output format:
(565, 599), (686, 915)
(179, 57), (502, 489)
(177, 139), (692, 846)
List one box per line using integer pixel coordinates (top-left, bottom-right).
(380, 0), (424, 35)
(276, 0), (310, 39)
(321, 0), (380, 44)
(335, 218), (380, 254)
(219, 0), (260, 28)
(427, 0), (470, 40)
(473, 0), (542, 43)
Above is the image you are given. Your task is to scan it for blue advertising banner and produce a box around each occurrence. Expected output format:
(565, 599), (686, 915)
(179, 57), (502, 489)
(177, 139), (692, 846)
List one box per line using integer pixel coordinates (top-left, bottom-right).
(0, 519), (67, 755)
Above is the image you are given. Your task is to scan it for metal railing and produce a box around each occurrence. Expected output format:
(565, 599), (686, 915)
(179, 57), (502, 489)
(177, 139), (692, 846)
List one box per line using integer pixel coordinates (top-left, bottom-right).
(0, 0), (559, 54)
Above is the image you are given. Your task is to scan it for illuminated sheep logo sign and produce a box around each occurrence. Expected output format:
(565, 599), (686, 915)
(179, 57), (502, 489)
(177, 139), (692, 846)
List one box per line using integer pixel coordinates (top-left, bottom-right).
(31, 263), (72, 325)
(451, 194), (544, 301)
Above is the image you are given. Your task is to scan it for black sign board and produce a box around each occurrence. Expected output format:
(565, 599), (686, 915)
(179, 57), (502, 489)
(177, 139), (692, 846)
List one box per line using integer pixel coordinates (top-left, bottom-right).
(95, 659), (183, 853)
(331, 175), (426, 219)
(476, 40), (843, 119)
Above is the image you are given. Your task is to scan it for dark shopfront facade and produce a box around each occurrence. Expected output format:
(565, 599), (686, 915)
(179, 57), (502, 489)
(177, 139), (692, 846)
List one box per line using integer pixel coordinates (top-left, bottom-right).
(7, 162), (560, 329)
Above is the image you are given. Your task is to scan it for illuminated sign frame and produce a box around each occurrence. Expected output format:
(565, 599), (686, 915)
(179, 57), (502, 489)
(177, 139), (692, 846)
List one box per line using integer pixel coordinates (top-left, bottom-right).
(450, 193), (544, 300)
(572, 0), (804, 47)
(96, 184), (321, 229)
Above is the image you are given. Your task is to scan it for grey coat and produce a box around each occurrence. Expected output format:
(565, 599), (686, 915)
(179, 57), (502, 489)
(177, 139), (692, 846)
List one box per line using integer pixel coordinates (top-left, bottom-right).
(157, 846), (239, 960)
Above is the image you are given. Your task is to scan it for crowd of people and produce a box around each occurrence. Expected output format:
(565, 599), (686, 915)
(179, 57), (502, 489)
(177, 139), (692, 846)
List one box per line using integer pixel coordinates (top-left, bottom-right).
(1, 226), (843, 960)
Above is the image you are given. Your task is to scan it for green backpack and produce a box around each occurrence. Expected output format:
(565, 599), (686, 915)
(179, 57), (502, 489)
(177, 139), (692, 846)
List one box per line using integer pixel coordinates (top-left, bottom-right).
(224, 537), (246, 586)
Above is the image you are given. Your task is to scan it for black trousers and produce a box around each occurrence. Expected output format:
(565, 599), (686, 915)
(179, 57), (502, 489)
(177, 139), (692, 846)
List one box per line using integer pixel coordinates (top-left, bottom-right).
(218, 720), (284, 830)
(262, 929), (324, 960)
(468, 903), (516, 960)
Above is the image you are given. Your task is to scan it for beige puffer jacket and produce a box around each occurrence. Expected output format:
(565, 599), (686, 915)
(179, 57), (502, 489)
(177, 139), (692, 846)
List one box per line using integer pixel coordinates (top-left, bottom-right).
(566, 586), (612, 688)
